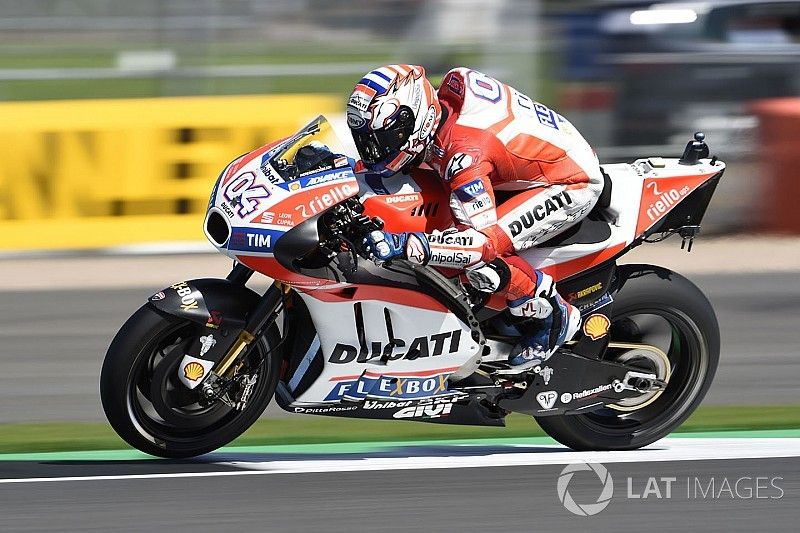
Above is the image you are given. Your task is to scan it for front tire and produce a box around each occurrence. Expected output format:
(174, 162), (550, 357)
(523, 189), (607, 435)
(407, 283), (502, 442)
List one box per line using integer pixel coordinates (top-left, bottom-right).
(536, 264), (720, 450)
(100, 305), (281, 458)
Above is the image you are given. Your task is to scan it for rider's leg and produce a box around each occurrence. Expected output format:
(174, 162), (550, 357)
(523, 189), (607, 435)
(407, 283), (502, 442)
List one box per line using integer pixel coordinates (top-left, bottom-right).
(502, 255), (581, 368)
(486, 180), (603, 367)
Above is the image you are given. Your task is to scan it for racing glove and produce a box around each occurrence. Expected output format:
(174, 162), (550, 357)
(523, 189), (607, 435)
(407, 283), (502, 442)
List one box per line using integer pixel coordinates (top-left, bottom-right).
(363, 231), (430, 264)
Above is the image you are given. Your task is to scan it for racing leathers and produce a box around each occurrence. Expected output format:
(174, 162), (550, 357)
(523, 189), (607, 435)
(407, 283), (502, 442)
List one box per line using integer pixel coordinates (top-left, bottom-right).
(369, 68), (604, 367)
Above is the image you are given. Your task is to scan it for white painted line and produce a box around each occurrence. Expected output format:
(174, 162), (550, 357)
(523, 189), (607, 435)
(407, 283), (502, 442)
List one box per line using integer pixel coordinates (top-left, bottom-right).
(1, 438), (798, 485)
(224, 438), (800, 474)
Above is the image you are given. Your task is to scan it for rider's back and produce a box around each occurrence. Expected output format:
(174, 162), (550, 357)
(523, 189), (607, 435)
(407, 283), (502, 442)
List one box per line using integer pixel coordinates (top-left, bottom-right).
(432, 67), (601, 191)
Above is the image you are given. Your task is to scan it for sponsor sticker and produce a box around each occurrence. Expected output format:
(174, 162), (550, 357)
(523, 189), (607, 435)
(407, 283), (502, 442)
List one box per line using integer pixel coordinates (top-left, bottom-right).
(506, 190), (574, 238)
(227, 227), (285, 253)
(583, 314), (611, 341)
(324, 372), (453, 402)
(393, 403), (453, 419)
(578, 292), (613, 315)
(534, 365), (554, 385)
(328, 330), (462, 364)
(385, 193), (420, 205)
(206, 310), (223, 329)
(177, 354), (215, 390)
(536, 390), (558, 410)
(454, 179), (485, 200)
(347, 110), (367, 129)
(348, 84), (377, 113)
(170, 282), (201, 312)
(445, 153), (473, 181)
(293, 405), (358, 414)
(198, 334), (216, 357)
(419, 105), (437, 140)
(446, 73), (464, 96)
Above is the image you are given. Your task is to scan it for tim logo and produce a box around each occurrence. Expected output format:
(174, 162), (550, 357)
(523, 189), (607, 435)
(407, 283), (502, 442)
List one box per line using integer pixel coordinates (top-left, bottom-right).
(460, 179), (485, 198)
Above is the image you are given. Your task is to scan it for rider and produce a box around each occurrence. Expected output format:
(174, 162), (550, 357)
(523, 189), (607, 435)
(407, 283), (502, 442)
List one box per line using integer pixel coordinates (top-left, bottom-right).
(348, 64), (604, 369)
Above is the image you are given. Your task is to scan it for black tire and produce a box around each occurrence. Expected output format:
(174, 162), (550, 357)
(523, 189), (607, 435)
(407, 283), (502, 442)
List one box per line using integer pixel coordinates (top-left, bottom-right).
(100, 304), (281, 458)
(536, 264), (720, 451)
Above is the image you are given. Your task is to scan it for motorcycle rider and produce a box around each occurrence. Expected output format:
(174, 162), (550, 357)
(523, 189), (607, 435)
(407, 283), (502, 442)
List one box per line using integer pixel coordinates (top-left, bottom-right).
(348, 64), (604, 369)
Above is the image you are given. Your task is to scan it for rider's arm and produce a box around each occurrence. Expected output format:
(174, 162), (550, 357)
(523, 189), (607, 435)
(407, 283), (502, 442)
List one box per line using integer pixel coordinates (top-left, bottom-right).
(422, 157), (509, 270)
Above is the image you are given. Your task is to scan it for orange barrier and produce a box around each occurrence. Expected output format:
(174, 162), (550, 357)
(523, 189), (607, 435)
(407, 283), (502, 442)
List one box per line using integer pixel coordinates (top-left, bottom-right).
(751, 98), (800, 234)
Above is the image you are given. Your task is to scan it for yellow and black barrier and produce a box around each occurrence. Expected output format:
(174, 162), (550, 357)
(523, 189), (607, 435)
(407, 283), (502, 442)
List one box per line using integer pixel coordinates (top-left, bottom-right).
(0, 94), (339, 251)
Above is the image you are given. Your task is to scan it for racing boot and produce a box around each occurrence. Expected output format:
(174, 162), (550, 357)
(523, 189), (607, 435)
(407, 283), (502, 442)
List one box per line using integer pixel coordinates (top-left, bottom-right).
(506, 272), (581, 370)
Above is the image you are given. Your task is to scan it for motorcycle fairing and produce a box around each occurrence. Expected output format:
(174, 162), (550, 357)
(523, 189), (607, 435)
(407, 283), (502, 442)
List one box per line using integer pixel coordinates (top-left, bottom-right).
(274, 383), (506, 427)
(520, 158), (725, 281)
(360, 169), (454, 233)
(288, 289), (482, 405)
(205, 116), (359, 266)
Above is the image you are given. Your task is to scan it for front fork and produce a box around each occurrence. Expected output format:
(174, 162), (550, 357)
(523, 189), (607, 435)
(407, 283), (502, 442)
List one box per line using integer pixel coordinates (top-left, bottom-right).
(200, 264), (285, 407)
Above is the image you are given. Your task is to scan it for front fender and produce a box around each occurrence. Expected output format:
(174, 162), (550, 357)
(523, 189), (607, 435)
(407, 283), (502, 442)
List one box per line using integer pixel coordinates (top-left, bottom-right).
(147, 278), (261, 330)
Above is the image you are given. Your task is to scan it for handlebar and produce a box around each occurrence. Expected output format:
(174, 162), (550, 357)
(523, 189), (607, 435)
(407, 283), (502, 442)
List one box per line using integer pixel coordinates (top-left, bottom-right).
(321, 198), (384, 271)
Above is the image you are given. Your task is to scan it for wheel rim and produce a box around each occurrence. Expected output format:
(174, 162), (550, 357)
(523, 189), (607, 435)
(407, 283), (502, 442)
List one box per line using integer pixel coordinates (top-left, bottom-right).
(573, 307), (709, 439)
(607, 343), (671, 411)
(124, 320), (270, 447)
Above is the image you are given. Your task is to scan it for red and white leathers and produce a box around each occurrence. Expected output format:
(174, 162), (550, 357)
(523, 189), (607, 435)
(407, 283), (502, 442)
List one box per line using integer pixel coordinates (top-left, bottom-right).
(421, 68), (604, 307)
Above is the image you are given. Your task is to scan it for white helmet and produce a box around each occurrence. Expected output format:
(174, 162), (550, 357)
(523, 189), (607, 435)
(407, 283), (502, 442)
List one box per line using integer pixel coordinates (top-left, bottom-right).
(347, 64), (442, 178)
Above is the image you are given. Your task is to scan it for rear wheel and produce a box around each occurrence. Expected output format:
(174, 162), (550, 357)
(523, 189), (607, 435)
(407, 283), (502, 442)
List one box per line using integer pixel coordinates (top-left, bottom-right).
(536, 264), (719, 450)
(100, 305), (281, 458)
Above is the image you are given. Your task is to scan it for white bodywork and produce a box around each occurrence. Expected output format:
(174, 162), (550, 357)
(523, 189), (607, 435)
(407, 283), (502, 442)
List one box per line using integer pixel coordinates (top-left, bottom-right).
(521, 157), (724, 271)
(292, 293), (481, 404)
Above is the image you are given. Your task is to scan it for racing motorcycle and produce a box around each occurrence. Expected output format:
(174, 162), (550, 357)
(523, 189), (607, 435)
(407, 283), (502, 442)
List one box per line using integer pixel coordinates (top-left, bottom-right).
(101, 116), (723, 458)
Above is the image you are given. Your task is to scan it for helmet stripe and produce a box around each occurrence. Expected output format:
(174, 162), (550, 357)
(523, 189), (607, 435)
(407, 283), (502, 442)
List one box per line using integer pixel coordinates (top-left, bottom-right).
(371, 70), (392, 82)
(363, 72), (390, 86)
(358, 77), (388, 94)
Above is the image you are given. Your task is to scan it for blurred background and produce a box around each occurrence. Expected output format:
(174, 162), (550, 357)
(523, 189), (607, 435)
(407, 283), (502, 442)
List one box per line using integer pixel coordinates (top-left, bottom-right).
(2, 0), (800, 248)
(0, 0), (798, 449)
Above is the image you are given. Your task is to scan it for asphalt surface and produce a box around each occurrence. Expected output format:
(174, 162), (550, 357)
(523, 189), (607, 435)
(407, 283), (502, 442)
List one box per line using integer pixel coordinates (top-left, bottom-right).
(0, 272), (797, 423)
(0, 445), (796, 532)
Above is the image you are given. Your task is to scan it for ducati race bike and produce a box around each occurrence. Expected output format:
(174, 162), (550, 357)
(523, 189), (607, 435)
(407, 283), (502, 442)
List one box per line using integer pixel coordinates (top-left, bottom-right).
(101, 117), (723, 458)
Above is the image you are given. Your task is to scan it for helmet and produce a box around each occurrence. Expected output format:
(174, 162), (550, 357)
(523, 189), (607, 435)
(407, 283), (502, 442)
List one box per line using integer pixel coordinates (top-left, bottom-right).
(347, 64), (442, 178)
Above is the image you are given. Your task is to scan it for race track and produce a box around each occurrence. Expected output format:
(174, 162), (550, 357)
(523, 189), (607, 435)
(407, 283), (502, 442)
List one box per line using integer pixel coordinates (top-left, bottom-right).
(1, 434), (798, 531)
(1, 266), (798, 531)
(0, 272), (797, 423)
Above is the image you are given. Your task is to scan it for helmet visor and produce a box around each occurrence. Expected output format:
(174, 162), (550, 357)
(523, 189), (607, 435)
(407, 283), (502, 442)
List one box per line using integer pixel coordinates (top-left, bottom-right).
(352, 106), (415, 166)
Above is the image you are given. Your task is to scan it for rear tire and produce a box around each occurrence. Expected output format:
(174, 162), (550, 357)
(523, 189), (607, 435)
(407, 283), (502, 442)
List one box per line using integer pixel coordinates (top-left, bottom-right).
(536, 264), (719, 450)
(100, 304), (281, 458)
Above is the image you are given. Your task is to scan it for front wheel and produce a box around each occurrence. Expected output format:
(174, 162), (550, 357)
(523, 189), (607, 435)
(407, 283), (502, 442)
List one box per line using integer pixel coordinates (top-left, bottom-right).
(100, 305), (281, 458)
(536, 264), (720, 451)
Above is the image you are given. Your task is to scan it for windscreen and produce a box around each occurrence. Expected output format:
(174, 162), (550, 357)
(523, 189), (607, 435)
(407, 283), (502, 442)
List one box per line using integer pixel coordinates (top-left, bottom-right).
(264, 116), (353, 183)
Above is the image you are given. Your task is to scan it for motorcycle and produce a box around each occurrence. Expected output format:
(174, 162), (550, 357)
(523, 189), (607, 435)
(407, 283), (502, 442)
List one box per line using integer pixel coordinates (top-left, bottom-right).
(100, 116), (722, 458)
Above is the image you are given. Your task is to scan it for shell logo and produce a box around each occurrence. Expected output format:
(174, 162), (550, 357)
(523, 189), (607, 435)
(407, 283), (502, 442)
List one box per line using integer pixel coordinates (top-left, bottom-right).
(583, 314), (610, 341)
(183, 361), (205, 381)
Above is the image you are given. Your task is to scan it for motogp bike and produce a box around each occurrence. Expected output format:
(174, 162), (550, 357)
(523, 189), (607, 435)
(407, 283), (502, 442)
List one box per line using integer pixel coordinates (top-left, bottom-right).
(101, 117), (722, 458)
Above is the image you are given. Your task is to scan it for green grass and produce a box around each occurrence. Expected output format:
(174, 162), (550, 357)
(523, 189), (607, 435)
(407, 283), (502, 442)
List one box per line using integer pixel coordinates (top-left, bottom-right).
(1, 405), (798, 455)
(0, 40), (541, 102)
